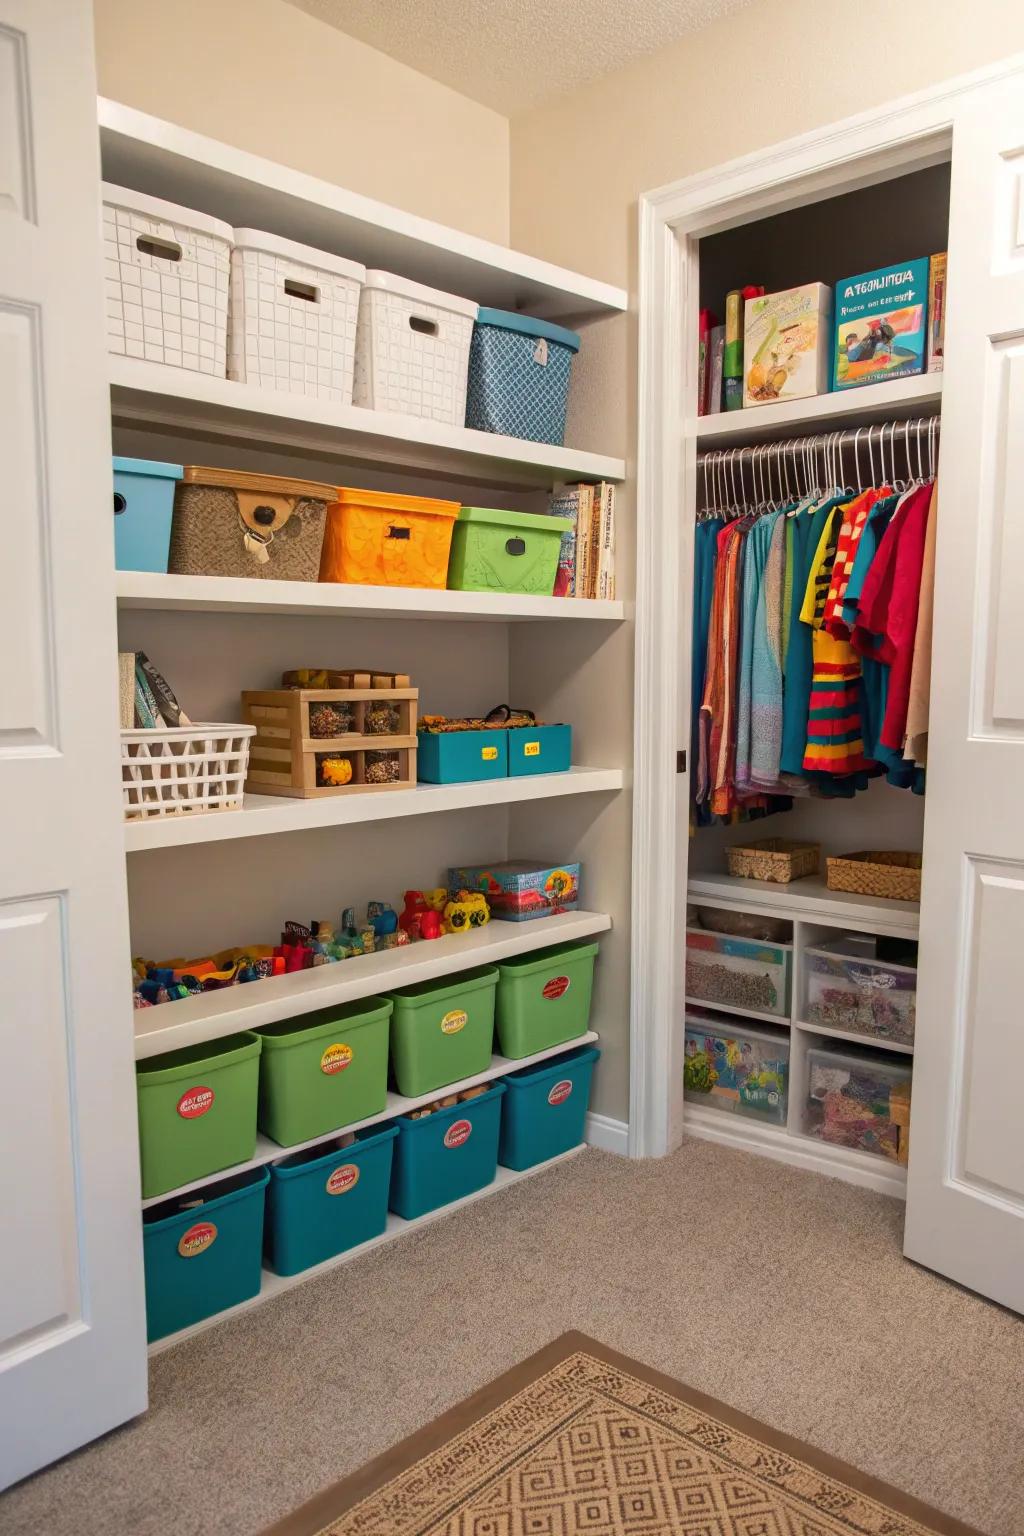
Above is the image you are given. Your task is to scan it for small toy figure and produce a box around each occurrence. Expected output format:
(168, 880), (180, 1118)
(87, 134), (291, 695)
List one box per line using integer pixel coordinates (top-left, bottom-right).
(366, 900), (398, 937)
(399, 890), (428, 940)
(360, 926), (376, 954)
(319, 755), (353, 787)
(420, 908), (443, 940)
(443, 889), (490, 935)
(423, 888), (448, 913)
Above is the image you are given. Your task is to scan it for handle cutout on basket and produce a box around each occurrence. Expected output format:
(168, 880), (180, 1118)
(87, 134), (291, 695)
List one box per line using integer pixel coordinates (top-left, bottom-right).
(409, 315), (439, 337)
(386, 525), (411, 540)
(136, 235), (182, 262)
(113, 492), (127, 515)
(505, 537), (526, 557)
(284, 278), (320, 303)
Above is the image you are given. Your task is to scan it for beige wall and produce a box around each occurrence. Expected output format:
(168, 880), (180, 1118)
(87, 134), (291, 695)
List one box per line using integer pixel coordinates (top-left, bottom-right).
(93, 0), (510, 243)
(508, 0), (1024, 1125)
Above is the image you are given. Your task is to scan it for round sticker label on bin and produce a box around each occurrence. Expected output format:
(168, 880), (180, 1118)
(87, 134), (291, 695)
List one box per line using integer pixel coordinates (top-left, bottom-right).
(444, 1118), (472, 1149)
(178, 1221), (217, 1258)
(177, 1085), (214, 1119)
(441, 1010), (467, 1035)
(542, 976), (571, 1001)
(548, 1079), (573, 1106)
(326, 1164), (360, 1196)
(321, 1043), (353, 1076)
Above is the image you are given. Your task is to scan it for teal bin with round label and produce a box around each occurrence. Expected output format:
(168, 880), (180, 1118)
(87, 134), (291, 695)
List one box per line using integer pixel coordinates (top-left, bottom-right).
(387, 966), (498, 1096)
(142, 1165), (269, 1342)
(256, 997), (392, 1147)
(499, 1045), (600, 1170)
(265, 1123), (399, 1276)
(389, 1082), (505, 1219)
(136, 1032), (262, 1199)
(495, 940), (598, 1059)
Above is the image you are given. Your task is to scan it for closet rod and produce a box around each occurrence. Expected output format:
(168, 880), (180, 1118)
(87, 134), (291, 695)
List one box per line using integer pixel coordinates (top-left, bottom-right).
(696, 414), (940, 466)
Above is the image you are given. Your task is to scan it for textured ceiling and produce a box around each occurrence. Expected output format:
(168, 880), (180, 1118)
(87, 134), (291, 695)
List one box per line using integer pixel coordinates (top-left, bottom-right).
(285, 0), (753, 114)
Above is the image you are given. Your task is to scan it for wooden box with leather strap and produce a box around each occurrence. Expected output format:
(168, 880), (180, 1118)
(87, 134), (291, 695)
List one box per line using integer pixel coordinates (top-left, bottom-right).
(167, 466), (334, 581)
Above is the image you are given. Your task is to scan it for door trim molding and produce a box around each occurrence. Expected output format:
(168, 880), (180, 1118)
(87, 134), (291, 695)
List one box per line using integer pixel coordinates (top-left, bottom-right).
(630, 52), (1024, 1160)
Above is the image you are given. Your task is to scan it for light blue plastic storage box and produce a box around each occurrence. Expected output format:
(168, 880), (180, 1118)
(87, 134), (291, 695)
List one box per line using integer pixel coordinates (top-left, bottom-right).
(507, 724), (571, 777)
(499, 1045), (600, 1170)
(112, 457), (183, 572)
(417, 727), (508, 784)
(465, 309), (580, 446)
(265, 1124), (398, 1276)
(389, 1082), (505, 1220)
(141, 1165), (269, 1342)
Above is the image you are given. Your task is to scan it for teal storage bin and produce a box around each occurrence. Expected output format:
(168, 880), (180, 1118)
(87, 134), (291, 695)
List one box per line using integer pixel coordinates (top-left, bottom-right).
(265, 1124), (398, 1276)
(499, 1045), (599, 1171)
(465, 309), (580, 446)
(113, 456), (183, 573)
(418, 728), (508, 784)
(389, 1082), (505, 1219)
(447, 507), (565, 595)
(142, 1165), (269, 1342)
(507, 724), (572, 777)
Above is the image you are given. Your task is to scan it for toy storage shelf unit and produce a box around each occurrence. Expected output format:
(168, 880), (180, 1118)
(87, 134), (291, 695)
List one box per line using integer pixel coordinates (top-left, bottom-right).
(242, 684), (418, 798)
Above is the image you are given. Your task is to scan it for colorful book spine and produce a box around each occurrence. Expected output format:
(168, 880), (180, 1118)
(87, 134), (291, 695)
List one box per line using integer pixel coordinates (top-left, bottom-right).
(927, 252), (947, 373)
(134, 658), (163, 728)
(709, 324), (725, 414)
(548, 487), (580, 597)
(575, 483), (595, 600)
(697, 309), (716, 415)
(723, 284), (764, 410)
(596, 483), (616, 600)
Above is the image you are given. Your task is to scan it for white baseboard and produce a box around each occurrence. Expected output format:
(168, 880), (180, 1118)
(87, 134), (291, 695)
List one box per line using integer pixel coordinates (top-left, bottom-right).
(683, 1103), (907, 1200)
(585, 1111), (629, 1156)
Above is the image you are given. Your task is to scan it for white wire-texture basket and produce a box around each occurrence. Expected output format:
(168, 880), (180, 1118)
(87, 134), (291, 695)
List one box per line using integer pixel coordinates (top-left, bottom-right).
(121, 724), (255, 819)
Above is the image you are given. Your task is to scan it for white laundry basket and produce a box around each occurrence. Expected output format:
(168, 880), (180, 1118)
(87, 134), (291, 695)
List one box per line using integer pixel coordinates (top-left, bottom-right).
(228, 230), (365, 400)
(121, 724), (255, 819)
(353, 270), (477, 425)
(103, 184), (232, 375)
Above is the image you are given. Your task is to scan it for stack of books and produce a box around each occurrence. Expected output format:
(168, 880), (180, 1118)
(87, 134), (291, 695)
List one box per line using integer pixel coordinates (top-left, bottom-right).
(546, 481), (615, 600)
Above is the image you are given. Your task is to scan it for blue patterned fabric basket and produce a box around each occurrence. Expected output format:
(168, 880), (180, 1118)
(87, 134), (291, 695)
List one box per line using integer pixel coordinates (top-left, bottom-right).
(465, 308), (580, 446)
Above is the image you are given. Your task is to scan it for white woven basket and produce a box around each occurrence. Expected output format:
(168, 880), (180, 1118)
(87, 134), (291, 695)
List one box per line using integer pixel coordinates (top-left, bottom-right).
(121, 724), (255, 819)
(353, 269), (477, 424)
(102, 183), (232, 376)
(228, 229), (365, 400)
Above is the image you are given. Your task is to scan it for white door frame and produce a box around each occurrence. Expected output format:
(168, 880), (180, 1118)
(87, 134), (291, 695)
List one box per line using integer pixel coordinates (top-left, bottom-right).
(629, 53), (1024, 1160)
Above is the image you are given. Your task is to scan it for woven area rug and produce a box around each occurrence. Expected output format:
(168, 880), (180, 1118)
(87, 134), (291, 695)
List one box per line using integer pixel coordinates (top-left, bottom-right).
(264, 1331), (981, 1536)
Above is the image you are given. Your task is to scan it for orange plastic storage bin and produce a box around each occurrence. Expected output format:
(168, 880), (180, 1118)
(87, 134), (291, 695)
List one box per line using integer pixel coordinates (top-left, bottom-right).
(319, 489), (460, 589)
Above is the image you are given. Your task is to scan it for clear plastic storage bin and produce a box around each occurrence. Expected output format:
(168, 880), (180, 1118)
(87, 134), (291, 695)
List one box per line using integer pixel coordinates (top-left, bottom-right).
(684, 1012), (789, 1124)
(685, 928), (791, 1018)
(804, 1042), (912, 1162)
(805, 936), (916, 1045)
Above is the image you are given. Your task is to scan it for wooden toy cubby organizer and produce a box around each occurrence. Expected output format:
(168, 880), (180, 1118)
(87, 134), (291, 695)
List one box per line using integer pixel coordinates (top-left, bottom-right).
(242, 672), (418, 797)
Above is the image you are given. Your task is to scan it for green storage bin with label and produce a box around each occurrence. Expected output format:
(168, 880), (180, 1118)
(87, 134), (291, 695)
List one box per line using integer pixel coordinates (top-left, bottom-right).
(495, 941), (599, 1058)
(446, 507), (565, 595)
(256, 996), (392, 1146)
(136, 1032), (262, 1200)
(387, 965), (498, 1096)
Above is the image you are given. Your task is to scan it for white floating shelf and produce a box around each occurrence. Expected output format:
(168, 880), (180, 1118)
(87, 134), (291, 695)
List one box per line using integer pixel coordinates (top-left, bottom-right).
(99, 99), (625, 324)
(115, 570), (625, 624)
(688, 871), (919, 936)
(794, 1018), (914, 1056)
(148, 1144), (586, 1355)
(142, 1030), (599, 1209)
(690, 373), (942, 448)
(134, 910), (611, 1058)
(125, 767), (624, 853)
(110, 358), (625, 489)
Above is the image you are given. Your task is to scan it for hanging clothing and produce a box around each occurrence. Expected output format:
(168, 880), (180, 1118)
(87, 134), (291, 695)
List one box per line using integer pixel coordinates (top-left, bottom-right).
(780, 492), (848, 779)
(691, 516), (724, 822)
(749, 509), (788, 789)
(800, 492), (876, 777)
(823, 486), (890, 637)
(734, 511), (780, 795)
(904, 483), (938, 767)
(855, 482), (933, 754)
(701, 520), (746, 817)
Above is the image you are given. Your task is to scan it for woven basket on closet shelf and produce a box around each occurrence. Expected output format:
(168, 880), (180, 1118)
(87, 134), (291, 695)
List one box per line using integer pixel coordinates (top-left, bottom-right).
(121, 724), (256, 819)
(825, 850), (922, 903)
(726, 838), (820, 884)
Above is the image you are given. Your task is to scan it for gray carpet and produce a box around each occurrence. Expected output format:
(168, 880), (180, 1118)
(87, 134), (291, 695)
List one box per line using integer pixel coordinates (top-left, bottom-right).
(4, 1139), (1023, 1536)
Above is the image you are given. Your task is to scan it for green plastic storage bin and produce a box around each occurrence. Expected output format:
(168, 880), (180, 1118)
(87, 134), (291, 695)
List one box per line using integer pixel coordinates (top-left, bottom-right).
(495, 941), (598, 1059)
(388, 965), (498, 1096)
(256, 997), (392, 1146)
(142, 1165), (269, 1342)
(389, 1082), (506, 1219)
(417, 727), (508, 784)
(136, 1032), (262, 1200)
(447, 507), (565, 595)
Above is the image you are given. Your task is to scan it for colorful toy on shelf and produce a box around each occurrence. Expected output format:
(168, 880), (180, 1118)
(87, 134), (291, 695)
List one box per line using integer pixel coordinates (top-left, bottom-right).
(420, 909), (443, 941)
(443, 889), (491, 935)
(450, 860), (580, 921)
(367, 900), (398, 937)
(319, 756), (354, 787)
(399, 889), (429, 940)
(424, 888), (447, 914)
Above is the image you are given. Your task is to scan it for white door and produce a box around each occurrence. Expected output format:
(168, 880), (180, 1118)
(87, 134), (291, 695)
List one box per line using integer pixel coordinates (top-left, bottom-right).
(904, 73), (1024, 1313)
(0, 0), (147, 1487)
